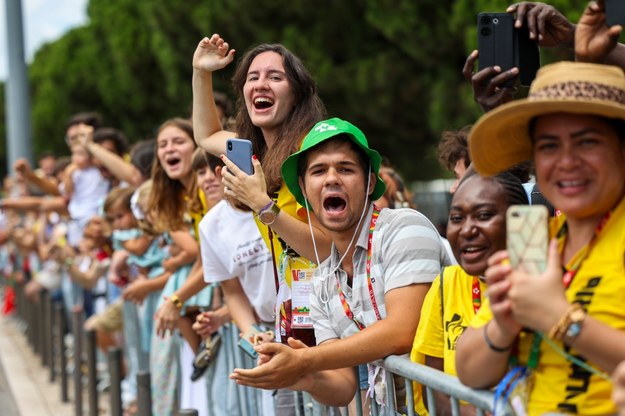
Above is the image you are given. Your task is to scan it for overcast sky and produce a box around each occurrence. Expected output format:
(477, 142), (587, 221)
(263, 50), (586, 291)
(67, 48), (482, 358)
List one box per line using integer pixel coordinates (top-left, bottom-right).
(0, 0), (88, 81)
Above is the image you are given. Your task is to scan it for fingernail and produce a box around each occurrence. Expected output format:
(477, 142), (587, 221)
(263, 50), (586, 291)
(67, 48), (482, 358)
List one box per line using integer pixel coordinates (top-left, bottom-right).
(252, 154), (257, 161)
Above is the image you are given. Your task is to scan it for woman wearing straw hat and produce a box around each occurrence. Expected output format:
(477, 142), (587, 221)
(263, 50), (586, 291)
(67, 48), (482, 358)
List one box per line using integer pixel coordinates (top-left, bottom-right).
(455, 5), (625, 414)
(457, 64), (625, 412)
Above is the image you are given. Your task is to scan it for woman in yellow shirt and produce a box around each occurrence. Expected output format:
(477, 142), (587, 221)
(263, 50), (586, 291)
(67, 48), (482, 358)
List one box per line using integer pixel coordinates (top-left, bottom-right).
(412, 171), (528, 415)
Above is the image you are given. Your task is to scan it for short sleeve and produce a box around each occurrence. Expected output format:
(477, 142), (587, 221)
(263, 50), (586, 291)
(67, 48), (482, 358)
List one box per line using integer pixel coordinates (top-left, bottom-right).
(198, 215), (231, 283)
(413, 274), (444, 358)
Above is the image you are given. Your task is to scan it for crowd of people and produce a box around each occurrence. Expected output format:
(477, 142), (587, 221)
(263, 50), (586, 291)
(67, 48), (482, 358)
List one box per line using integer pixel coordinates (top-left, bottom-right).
(2, 1), (625, 415)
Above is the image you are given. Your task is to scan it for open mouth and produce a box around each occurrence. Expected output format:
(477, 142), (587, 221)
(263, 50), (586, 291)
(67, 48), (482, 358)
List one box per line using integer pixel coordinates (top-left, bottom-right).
(557, 179), (586, 188)
(254, 97), (274, 110)
(323, 196), (346, 212)
(461, 246), (486, 259)
(166, 157), (181, 167)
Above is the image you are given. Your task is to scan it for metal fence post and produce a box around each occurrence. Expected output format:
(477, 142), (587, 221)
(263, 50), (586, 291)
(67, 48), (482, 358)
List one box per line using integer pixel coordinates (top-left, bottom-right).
(72, 307), (84, 416)
(41, 290), (50, 368)
(137, 371), (152, 416)
(108, 347), (123, 416)
(86, 329), (98, 416)
(55, 303), (69, 402)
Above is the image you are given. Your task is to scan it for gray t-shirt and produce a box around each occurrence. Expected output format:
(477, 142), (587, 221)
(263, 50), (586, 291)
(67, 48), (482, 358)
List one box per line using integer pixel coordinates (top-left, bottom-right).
(311, 204), (451, 344)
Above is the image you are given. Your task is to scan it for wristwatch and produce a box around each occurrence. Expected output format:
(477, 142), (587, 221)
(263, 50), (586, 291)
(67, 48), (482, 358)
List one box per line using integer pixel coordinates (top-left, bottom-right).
(258, 200), (281, 225)
(563, 307), (586, 344)
(169, 294), (183, 310)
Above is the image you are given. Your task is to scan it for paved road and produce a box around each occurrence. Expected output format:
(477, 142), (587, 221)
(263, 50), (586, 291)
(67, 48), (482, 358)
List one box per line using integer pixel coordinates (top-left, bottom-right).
(0, 346), (20, 416)
(0, 315), (74, 416)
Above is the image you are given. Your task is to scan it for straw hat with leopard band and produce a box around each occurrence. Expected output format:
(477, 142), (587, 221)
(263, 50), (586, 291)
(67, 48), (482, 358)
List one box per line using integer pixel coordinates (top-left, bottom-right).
(469, 61), (625, 176)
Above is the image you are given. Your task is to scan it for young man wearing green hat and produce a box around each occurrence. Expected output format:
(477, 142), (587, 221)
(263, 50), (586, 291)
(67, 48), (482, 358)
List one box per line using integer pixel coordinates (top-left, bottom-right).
(230, 118), (450, 406)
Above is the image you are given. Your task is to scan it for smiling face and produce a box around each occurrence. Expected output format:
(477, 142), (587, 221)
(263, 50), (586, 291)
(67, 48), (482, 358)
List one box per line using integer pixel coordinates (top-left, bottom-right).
(300, 139), (374, 235)
(447, 175), (507, 276)
(156, 125), (196, 184)
(243, 51), (295, 143)
(106, 203), (136, 231)
(532, 113), (625, 223)
(196, 165), (224, 204)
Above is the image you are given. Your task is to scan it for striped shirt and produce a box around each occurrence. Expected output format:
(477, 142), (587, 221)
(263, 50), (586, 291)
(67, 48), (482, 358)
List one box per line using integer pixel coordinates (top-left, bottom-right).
(311, 204), (450, 344)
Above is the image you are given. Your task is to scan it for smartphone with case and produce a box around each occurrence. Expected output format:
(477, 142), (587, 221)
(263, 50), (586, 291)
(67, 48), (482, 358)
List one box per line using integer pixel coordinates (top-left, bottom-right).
(506, 205), (548, 275)
(226, 138), (254, 176)
(477, 12), (540, 87)
(238, 324), (263, 359)
(606, 0), (625, 27)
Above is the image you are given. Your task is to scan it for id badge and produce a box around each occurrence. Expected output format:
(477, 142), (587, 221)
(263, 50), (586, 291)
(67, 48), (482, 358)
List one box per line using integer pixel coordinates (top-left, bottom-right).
(290, 269), (314, 329)
(509, 371), (533, 416)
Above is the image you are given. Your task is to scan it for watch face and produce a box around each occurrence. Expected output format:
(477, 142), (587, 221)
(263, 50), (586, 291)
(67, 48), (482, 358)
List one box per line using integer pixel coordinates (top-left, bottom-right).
(566, 322), (582, 338)
(259, 211), (275, 224)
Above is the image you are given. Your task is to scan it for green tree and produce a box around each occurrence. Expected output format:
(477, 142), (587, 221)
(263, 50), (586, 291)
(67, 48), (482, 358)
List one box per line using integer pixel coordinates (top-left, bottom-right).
(19, 0), (593, 181)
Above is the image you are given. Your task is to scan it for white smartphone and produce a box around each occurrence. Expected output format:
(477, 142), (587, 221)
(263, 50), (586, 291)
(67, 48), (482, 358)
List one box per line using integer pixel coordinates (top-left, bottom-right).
(506, 205), (548, 274)
(226, 138), (253, 176)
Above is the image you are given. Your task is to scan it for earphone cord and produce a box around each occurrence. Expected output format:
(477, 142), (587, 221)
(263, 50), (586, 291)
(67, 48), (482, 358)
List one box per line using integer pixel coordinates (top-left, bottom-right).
(305, 166), (372, 302)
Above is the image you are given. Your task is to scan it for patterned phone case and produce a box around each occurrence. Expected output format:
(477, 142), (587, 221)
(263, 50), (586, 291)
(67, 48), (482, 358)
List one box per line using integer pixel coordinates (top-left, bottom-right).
(506, 205), (548, 274)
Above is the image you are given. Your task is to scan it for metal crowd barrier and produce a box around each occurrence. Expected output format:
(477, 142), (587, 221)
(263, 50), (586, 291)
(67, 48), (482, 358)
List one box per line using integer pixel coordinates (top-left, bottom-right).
(4, 281), (513, 416)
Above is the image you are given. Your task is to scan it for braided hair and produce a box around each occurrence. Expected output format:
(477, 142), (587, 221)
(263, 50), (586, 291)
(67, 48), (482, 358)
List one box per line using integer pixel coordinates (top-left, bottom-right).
(492, 171), (529, 206)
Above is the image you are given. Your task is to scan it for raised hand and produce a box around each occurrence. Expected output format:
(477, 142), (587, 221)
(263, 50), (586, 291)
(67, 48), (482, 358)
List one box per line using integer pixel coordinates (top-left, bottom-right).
(463, 50), (518, 112)
(192, 34), (236, 73)
(508, 2), (575, 47)
(575, 1), (623, 63)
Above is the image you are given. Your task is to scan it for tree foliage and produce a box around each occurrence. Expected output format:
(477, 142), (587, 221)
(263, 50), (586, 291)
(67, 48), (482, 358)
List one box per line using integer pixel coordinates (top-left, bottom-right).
(1, 0), (592, 179)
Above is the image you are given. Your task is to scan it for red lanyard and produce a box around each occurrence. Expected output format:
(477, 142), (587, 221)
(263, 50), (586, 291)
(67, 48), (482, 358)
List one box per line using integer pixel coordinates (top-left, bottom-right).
(471, 276), (481, 314)
(558, 211), (611, 289)
(336, 205), (382, 330)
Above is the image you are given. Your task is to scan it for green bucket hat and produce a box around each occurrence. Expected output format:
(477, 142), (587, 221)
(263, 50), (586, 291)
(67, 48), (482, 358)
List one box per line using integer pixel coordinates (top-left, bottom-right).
(281, 117), (386, 208)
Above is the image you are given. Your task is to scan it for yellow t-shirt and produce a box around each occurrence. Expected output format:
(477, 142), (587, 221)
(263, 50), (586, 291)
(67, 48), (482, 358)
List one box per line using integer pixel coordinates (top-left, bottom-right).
(254, 181), (315, 286)
(410, 266), (486, 415)
(471, 196), (625, 415)
(413, 266), (487, 376)
(187, 189), (208, 241)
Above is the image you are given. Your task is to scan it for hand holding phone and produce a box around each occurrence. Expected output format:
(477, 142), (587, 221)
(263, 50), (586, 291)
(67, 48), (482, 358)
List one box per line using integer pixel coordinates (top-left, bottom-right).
(238, 324), (274, 359)
(506, 205), (548, 275)
(477, 12), (540, 87)
(226, 138), (254, 176)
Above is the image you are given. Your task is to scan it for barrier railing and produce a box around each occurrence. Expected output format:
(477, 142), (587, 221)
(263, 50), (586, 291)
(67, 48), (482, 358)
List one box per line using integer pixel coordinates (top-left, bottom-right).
(3, 281), (513, 416)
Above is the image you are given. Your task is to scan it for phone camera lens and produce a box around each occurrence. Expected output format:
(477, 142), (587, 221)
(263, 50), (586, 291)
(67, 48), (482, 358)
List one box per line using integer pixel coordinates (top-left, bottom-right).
(493, 17), (499, 25)
(481, 27), (491, 36)
(480, 16), (491, 25)
(228, 142), (233, 151)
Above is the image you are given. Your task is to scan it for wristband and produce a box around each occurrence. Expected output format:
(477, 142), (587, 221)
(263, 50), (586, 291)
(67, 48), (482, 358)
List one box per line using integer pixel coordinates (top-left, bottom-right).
(256, 200), (274, 215)
(483, 321), (514, 353)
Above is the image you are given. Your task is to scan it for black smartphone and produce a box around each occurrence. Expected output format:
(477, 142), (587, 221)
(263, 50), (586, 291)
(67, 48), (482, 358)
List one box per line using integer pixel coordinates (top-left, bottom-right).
(606, 0), (625, 27)
(226, 138), (253, 176)
(477, 12), (539, 87)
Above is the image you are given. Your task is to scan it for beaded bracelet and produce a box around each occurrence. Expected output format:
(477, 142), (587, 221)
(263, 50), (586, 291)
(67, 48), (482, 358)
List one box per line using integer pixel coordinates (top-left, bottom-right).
(483, 321), (515, 353)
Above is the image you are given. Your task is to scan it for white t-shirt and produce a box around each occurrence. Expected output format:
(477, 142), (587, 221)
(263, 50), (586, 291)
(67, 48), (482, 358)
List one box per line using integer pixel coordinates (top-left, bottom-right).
(199, 200), (276, 323)
(67, 166), (110, 223)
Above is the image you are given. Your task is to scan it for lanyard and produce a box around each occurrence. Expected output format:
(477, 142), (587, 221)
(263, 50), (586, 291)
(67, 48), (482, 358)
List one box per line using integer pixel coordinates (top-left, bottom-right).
(514, 210), (613, 374)
(336, 205), (382, 331)
(471, 276), (482, 314)
(557, 211), (611, 289)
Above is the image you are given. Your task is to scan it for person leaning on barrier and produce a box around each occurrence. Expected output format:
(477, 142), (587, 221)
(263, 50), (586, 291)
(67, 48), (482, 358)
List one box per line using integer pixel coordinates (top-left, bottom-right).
(411, 171), (528, 415)
(229, 118), (450, 406)
(455, 3), (625, 414)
